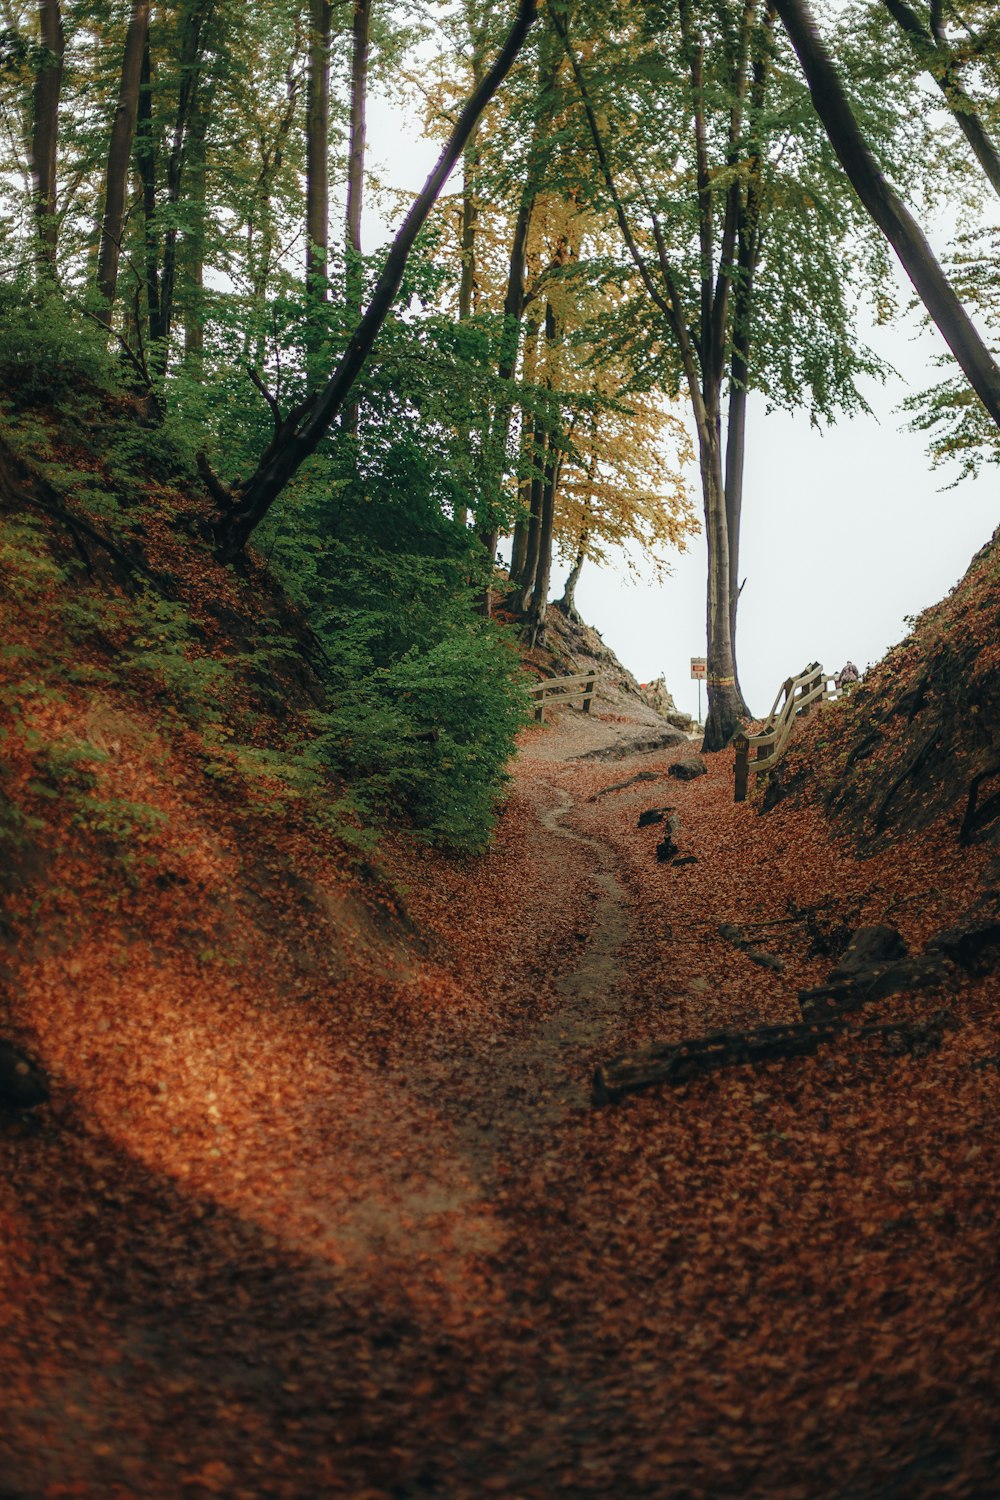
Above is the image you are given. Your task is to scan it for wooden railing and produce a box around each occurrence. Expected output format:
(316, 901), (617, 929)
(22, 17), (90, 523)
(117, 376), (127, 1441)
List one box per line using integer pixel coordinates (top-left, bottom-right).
(733, 662), (839, 801)
(528, 670), (598, 723)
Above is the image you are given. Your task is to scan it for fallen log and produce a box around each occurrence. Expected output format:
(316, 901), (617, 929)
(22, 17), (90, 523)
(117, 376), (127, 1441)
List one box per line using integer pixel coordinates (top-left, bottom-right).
(593, 1016), (844, 1105)
(799, 954), (952, 1020)
(592, 1007), (959, 1106)
(587, 771), (660, 803)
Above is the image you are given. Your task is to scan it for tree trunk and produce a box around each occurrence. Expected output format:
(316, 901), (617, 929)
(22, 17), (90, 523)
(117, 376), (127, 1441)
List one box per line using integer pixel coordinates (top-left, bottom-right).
(345, 0), (370, 310)
(775, 0), (1000, 432)
(458, 37), (487, 322)
(31, 0), (64, 273)
(156, 0), (214, 361)
(479, 35), (558, 614)
(515, 417), (546, 613)
(96, 0), (150, 324)
(136, 43), (161, 347)
(305, 0), (332, 298)
(723, 371), (746, 662)
(509, 512), (528, 581)
(556, 535), (586, 621)
(343, 0), (370, 433)
(697, 410), (746, 751)
(526, 440), (558, 645)
(182, 88), (209, 364)
(454, 41), (486, 528)
(213, 0), (539, 557)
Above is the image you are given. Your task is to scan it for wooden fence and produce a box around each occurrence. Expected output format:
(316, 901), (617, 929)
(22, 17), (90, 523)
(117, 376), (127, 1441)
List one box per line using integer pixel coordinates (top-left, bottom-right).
(528, 670), (598, 723)
(733, 662), (839, 801)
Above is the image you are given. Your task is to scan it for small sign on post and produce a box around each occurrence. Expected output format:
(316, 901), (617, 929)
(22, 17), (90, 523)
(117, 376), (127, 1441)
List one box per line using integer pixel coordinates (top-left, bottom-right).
(690, 657), (707, 723)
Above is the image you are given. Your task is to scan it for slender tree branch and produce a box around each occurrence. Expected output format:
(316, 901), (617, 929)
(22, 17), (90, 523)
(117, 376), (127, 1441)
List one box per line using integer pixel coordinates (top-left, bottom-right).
(213, 0), (539, 555)
(774, 0), (1000, 430)
(880, 0), (1000, 197)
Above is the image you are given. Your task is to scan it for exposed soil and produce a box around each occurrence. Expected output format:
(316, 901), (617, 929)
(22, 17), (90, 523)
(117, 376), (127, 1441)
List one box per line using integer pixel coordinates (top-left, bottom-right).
(2, 702), (998, 1500)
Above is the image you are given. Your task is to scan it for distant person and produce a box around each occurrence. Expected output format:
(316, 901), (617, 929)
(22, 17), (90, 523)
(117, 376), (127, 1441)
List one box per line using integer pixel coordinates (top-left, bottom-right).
(836, 661), (859, 691)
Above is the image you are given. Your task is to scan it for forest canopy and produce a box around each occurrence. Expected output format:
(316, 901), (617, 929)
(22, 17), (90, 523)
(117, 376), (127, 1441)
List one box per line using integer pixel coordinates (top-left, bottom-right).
(1, 0), (999, 820)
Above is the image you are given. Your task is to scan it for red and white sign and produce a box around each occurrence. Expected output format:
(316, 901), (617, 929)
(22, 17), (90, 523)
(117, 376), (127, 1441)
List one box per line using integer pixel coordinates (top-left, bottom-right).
(690, 657), (707, 681)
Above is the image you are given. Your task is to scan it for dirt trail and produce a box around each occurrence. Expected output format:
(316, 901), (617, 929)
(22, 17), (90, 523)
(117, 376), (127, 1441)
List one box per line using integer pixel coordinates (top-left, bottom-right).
(3, 709), (999, 1500)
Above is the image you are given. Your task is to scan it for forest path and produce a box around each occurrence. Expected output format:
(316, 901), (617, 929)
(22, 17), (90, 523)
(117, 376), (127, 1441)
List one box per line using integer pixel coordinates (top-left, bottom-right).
(4, 710), (999, 1500)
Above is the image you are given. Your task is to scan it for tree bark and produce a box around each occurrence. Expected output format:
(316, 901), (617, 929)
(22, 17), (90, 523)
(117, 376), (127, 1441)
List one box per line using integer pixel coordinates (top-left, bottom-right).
(458, 36), (487, 320)
(345, 0), (370, 307)
(557, 538), (586, 621)
(343, 0), (370, 432)
(213, 0), (539, 557)
(526, 435), (558, 643)
(775, 0), (1000, 432)
(155, 0), (215, 361)
(697, 407), (746, 751)
(31, 0), (64, 273)
(515, 415), (545, 612)
(455, 29), (486, 526)
(96, 0), (150, 324)
(182, 87), (209, 363)
(136, 43), (162, 346)
(305, 0), (332, 298)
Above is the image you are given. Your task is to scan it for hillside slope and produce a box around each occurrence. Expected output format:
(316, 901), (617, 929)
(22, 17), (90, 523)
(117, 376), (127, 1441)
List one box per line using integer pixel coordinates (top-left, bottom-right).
(760, 526), (1000, 965)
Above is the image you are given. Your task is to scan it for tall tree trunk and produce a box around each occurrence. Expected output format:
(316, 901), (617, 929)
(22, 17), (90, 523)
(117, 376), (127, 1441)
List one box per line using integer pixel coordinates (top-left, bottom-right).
(480, 185), (534, 596)
(343, 0), (370, 432)
(775, 0), (1000, 432)
(697, 403), (745, 751)
(136, 43), (162, 348)
(723, 359), (748, 699)
(527, 442), (557, 646)
(722, 0), (770, 712)
(480, 33), (558, 608)
(31, 0), (64, 273)
(156, 0), (214, 363)
(515, 416), (545, 613)
(306, 0), (331, 299)
(96, 0), (150, 324)
(525, 297), (561, 641)
(345, 0), (370, 311)
(508, 313), (540, 590)
(182, 87), (208, 364)
(455, 39), (486, 527)
(213, 0), (539, 557)
(458, 38), (487, 321)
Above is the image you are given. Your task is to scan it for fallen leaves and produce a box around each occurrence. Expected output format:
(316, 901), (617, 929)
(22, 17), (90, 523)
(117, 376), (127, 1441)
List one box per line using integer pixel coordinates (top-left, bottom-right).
(2, 552), (999, 1496)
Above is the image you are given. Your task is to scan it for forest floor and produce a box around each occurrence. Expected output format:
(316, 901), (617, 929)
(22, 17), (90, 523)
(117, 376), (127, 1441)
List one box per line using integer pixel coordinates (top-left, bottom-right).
(2, 705), (999, 1500)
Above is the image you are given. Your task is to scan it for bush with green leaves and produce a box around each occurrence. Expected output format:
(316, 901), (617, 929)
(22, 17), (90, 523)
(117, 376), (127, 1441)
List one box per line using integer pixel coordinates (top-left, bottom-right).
(0, 276), (117, 406)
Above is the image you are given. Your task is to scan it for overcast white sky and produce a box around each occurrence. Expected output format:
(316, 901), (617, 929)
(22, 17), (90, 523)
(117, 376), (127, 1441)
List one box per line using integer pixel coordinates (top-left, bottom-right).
(364, 76), (999, 723)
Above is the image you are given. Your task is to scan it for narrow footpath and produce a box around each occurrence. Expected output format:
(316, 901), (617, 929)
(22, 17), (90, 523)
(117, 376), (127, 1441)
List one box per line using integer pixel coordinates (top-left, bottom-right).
(2, 708), (998, 1500)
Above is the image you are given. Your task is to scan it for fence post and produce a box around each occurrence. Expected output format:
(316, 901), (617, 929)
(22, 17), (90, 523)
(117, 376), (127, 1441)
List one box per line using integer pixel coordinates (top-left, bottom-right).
(734, 734), (749, 802)
(582, 671), (596, 713)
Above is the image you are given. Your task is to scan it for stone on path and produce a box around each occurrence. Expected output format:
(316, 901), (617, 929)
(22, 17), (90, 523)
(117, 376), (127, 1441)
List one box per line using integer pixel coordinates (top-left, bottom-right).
(669, 756), (707, 781)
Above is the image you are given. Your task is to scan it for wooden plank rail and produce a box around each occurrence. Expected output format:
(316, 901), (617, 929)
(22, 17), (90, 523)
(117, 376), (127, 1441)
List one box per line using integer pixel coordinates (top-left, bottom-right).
(733, 662), (840, 801)
(528, 670), (598, 723)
